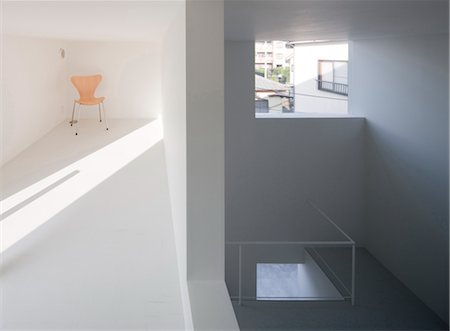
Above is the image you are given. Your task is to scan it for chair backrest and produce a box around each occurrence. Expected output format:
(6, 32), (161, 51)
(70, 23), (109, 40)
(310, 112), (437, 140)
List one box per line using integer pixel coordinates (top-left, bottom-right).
(71, 74), (102, 98)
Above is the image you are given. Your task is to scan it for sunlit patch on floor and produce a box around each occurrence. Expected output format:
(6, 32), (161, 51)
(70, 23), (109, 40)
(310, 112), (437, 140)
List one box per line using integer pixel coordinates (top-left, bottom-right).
(0, 118), (163, 253)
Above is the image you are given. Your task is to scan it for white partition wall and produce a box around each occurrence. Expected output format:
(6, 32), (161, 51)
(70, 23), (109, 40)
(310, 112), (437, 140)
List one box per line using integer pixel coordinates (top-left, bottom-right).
(186, 0), (225, 281)
(161, 1), (239, 328)
(185, 0), (239, 329)
(161, 2), (193, 329)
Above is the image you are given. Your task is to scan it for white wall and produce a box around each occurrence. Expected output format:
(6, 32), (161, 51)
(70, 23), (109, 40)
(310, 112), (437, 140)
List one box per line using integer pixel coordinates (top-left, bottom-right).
(162, 2), (238, 329)
(225, 41), (365, 295)
(350, 34), (449, 323)
(161, 4), (193, 329)
(1, 36), (161, 166)
(66, 40), (161, 119)
(185, 1), (239, 329)
(2, 35), (68, 166)
(186, 0), (225, 282)
(294, 42), (348, 114)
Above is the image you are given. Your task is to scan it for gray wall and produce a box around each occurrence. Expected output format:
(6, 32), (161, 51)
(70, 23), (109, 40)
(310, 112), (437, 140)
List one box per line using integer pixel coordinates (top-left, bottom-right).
(225, 41), (365, 295)
(350, 34), (449, 323)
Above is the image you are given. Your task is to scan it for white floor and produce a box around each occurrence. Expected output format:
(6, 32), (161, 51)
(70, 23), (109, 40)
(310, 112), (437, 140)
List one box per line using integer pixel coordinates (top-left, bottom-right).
(1, 119), (185, 330)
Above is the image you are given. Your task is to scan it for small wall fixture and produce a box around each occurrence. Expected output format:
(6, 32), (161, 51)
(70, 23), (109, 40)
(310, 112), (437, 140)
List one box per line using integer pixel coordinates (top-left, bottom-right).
(59, 48), (65, 59)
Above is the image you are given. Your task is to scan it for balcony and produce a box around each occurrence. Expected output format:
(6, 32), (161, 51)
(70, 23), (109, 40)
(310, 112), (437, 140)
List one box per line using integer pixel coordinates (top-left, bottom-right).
(317, 79), (349, 96)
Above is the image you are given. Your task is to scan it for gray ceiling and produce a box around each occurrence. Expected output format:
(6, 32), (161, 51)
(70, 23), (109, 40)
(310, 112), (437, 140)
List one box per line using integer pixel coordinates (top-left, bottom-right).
(225, 0), (449, 41)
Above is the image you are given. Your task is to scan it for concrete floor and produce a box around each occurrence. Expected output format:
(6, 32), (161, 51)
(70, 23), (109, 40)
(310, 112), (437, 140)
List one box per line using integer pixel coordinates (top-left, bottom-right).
(1, 119), (185, 330)
(256, 252), (343, 301)
(232, 248), (448, 330)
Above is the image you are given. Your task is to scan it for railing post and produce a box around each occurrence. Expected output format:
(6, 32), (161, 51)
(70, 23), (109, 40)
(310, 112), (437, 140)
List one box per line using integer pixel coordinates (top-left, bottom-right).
(238, 244), (242, 306)
(351, 244), (355, 306)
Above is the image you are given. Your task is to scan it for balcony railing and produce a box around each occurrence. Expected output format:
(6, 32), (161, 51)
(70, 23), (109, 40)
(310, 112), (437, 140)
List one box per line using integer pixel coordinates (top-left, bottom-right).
(317, 80), (348, 96)
(226, 200), (356, 307)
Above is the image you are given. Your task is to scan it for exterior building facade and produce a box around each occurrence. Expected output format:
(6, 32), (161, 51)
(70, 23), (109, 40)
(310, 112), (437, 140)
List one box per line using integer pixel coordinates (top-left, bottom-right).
(255, 41), (294, 82)
(293, 42), (348, 114)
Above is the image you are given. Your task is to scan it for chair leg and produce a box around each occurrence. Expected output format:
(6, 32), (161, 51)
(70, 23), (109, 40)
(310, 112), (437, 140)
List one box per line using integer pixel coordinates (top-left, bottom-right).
(102, 102), (109, 131)
(70, 101), (76, 126)
(75, 104), (82, 135)
(98, 104), (102, 122)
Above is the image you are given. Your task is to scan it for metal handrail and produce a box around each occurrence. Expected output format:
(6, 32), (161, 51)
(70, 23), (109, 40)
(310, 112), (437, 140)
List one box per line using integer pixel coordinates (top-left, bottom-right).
(225, 200), (356, 307)
(226, 241), (352, 246)
(307, 200), (355, 244)
(307, 200), (356, 305)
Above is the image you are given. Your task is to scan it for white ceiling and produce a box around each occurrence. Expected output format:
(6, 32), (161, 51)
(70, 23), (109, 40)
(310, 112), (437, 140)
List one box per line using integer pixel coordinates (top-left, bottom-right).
(3, 1), (184, 42)
(225, 0), (449, 41)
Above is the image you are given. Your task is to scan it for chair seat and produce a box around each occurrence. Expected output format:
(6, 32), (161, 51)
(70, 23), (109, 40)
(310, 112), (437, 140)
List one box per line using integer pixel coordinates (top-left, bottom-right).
(76, 96), (105, 105)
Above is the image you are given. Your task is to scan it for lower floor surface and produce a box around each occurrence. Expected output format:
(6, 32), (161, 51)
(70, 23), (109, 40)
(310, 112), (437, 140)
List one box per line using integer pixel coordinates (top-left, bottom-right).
(231, 248), (448, 330)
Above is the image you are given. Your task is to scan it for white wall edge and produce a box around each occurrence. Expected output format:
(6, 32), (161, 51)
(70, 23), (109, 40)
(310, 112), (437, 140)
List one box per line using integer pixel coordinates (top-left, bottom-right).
(188, 280), (239, 331)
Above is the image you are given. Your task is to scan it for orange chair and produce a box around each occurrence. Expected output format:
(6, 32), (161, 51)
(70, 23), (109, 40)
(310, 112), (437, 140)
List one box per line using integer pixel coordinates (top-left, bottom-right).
(70, 74), (108, 135)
